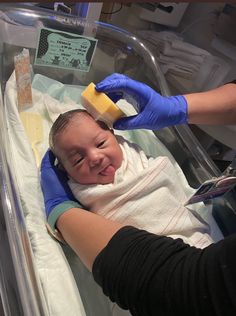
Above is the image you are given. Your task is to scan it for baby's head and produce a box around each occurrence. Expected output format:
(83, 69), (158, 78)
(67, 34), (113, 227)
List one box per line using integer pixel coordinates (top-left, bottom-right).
(49, 109), (123, 185)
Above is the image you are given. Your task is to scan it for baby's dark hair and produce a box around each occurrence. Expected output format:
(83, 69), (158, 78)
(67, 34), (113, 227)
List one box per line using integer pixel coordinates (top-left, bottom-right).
(49, 109), (86, 154)
(49, 109), (110, 155)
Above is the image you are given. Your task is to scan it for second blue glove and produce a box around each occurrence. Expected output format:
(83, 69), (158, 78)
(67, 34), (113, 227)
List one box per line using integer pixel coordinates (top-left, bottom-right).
(40, 150), (82, 231)
(96, 73), (188, 130)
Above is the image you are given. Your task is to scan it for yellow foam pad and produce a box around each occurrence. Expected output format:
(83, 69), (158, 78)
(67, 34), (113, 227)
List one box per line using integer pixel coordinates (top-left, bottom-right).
(20, 112), (43, 167)
(81, 82), (124, 125)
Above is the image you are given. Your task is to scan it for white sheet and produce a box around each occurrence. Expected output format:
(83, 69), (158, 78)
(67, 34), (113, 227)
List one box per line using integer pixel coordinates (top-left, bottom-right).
(5, 72), (86, 316)
(5, 71), (223, 316)
(70, 136), (213, 248)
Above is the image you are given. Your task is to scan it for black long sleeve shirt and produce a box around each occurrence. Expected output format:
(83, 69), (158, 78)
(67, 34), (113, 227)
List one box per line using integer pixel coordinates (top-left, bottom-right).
(93, 226), (236, 316)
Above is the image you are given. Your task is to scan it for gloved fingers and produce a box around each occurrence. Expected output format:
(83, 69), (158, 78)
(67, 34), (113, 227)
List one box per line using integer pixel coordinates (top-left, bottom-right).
(41, 149), (55, 170)
(48, 149), (57, 166)
(96, 73), (148, 93)
(113, 114), (148, 130)
(103, 73), (128, 81)
(41, 149), (68, 180)
(61, 181), (77, 201)
(96, 73), (127, 91)
(96, 73), (136, 93)
(56, 166), (69, 182)
(107, 92), (123, 103)
(96, 74), (151, 110)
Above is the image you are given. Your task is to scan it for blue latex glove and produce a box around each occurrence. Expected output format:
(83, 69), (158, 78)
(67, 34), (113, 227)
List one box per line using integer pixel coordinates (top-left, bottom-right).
(96, 73), (188, 130)
(40, 150), (81, 230)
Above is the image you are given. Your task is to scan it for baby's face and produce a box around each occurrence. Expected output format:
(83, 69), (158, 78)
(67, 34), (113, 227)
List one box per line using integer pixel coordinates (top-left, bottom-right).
(54, 114), (123, 184)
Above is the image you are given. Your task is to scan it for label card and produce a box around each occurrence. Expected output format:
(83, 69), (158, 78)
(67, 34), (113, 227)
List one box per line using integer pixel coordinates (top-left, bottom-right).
(185, 175), (236, 205)
(35, 28), (97, 72)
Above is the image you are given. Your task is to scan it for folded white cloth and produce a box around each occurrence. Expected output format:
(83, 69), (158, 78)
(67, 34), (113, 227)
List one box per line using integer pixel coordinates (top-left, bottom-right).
(137, 30), (230, 92)
(161, 66), (194, 79)
(69, 136), (213, 248)
(162, 43), (206, 65)
(158, 54), (200, 73)
(167, 38), (211, 57)
(137, 31), (208, 79)
(137, 30), (210, 57)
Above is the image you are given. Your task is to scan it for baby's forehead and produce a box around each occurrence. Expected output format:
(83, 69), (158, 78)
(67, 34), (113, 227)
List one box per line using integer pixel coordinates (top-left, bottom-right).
(63, 112), (94, 129)
(70, 113), (109, 130)
(72, 111), (92, 122)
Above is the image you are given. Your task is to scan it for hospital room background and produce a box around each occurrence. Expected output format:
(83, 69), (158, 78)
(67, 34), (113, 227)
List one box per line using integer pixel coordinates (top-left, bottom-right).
(0, 2), (236, 316)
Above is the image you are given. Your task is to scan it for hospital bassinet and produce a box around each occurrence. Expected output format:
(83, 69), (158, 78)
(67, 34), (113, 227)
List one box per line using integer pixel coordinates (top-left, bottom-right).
(0, 4), (234, 316)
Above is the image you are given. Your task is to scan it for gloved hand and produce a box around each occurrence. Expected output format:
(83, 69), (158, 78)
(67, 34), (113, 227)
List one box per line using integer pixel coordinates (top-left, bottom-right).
(96, 73), (188, 130)
(40, 150), (81, 230)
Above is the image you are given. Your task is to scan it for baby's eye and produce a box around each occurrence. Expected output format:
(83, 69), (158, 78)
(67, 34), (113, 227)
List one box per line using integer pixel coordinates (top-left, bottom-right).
(74, 157), (84, 166)
(97, 140), (105, 148)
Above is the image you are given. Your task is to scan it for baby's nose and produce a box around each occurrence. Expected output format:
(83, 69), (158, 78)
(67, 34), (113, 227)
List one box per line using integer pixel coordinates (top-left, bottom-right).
(89, 158), (101, 167)
(88, 151), (103, 167)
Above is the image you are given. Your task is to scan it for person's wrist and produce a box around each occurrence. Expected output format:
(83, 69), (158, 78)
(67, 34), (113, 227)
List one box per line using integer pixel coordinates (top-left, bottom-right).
(47, 200), (82, 230)
(168, 95), (188, 125)
(45, 200), (81, 243)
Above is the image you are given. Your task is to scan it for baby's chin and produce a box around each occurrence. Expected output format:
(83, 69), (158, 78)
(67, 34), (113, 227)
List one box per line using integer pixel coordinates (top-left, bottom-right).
(97, 174), (115, 185)
(72, 175), (115, 185)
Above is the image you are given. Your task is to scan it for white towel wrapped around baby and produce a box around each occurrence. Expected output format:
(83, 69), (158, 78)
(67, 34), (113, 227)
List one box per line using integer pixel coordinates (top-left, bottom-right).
(69, 136), (213, 248)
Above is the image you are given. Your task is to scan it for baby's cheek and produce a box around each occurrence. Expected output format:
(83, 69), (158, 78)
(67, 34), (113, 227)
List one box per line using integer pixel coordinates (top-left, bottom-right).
(63, 166), (73, 178)
(65, 165), (80, 182)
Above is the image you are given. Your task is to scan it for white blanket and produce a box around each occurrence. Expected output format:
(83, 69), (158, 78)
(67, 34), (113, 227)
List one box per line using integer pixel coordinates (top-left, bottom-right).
(70, 136), (213, 248)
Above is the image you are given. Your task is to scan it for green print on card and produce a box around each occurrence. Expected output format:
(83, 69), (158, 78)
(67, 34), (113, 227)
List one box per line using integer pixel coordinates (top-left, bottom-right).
(35, 28), (97, 72)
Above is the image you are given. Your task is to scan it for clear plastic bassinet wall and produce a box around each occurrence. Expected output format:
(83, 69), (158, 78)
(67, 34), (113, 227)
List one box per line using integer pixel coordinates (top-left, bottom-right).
(0, 4), (235, 316)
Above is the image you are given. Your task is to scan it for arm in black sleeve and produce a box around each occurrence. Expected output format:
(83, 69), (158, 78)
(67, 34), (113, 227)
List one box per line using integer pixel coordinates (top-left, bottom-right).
(92, 226), (236, 316)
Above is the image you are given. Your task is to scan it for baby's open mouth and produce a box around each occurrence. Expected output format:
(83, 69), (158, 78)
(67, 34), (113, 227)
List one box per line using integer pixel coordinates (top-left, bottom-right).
(99, 165), (116, 176)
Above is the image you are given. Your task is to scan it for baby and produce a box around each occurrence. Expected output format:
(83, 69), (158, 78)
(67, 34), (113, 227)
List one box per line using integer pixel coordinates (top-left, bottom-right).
(49, 109), (213, 248)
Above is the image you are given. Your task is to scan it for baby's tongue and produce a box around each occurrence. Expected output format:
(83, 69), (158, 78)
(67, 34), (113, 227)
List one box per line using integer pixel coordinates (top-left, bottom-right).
(100, 165), (116, 176)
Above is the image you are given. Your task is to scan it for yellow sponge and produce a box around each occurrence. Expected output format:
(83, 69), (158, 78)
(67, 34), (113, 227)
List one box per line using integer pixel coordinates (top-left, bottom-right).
(81, 82), (124, 126)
